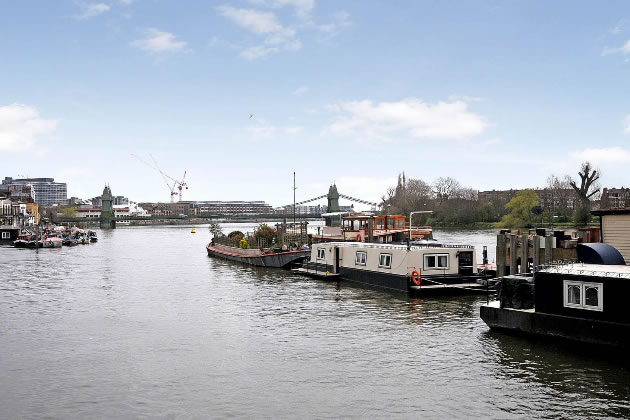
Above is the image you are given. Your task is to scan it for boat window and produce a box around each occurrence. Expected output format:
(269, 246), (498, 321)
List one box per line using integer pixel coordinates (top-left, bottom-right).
(1, 232), (9, 239)
(396, 219), (404, 228)
(378, 253), (392, 269)
(376, 219), (384, 229)
(563, 280), (602, 311)
(424, 254), (449, 270)
(355, 251), (367, 266)
(317, 248), (325, 260)
(387, 219), (394, 229)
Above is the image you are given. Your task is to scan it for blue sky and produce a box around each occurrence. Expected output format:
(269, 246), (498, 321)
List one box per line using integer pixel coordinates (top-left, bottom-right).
(2, 0), (630, 207)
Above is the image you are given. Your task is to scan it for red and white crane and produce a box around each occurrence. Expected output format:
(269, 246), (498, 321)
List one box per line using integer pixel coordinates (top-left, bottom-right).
(131, 153), (189, 202)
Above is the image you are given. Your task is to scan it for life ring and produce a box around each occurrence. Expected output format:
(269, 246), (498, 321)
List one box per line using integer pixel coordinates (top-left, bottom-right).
(356, 233), (362, 242)
(411, 270), (421, 286)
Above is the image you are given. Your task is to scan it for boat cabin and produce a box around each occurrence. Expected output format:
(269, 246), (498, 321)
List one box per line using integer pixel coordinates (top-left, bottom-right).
(0, 227), (20, 244)
(315, 213), (433, 243)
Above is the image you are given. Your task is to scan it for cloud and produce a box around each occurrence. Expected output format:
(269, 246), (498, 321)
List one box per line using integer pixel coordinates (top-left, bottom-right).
(624, 114), (630, 134)
(570, 147), (630, 163)
(284, 125), (303, 134)
(250, 0), (315, 18)
(240, 45), (278, 59)
(120, 0), (133, 4)
(130, 28), (187, 53)
(602, 40), (630, 56)
(292, 86), (309, 95)
(75, 3), (111, 19)
(218, 6), (283, 34)
(326, 98), (489, 141)
(0, 104), (57, 152)
(315, 10), (351, 38)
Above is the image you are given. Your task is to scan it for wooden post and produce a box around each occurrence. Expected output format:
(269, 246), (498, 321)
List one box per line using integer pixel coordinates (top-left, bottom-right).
(545, 234), (553, 264)
(509, 234), (517, 276)
(533, 235), (541, 271)
(521, 233), (529, 273)
(497, 234), (506, 278)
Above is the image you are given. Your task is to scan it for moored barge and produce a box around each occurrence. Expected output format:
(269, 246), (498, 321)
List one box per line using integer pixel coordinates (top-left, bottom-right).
(206, 243), (310, 268)
(298, 241), (487, 295)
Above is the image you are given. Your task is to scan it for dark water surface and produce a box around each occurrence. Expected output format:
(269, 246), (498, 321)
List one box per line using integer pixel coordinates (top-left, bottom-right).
(1, 226), (629, 419)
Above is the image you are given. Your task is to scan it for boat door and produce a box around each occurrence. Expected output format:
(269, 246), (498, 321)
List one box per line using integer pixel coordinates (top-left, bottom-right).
(334, 246), (340, 274)
(458, 251), (474, 275)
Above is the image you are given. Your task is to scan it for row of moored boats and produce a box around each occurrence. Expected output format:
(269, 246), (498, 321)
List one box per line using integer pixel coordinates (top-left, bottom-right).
(14, 226), (97, 249)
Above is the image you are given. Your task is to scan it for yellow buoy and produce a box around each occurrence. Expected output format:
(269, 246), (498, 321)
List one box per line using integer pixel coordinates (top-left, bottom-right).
(191, 227), (196, 234)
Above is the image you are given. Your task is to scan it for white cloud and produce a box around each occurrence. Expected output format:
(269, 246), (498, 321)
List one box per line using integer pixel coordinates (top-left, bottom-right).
(292, 86), (309, 95)
(75, 3), (111, 19)
(326, 98), (488, 141)
(218, 6), (283, 34)
(624, 114), (630, 134)
(131, 28), (187, 53)
(0, 104), (57, 152)
(240, 45), (278, 59)
(284, 126), (303, 134)
(602, 40), (630, 56)
(570, 147), (630, 163)
(315, 10), (351, 38)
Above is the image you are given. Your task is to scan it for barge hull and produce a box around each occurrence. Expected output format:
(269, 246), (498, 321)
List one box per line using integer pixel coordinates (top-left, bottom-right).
(206, 246), (310, 268)
(480, 303), (630, 348)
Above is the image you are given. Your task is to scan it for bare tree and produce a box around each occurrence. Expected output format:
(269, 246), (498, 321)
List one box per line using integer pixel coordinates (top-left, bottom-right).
(433, 177), (462, 204)
(569, 161), (600, 204)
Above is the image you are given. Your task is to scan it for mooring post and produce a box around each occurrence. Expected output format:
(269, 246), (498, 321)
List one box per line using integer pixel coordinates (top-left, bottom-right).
(521, 233), (529, 273)
(533, 235), (541, 271)
(545, 234), (553, 264)
(509, 234), (517, 276)
(497, 234), (506, 278)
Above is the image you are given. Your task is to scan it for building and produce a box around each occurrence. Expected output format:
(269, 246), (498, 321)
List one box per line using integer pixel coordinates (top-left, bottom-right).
(194, 201), (272, 216)
(139, 201), (196, 217)
(600, 187), (630, 209)
(2, 177), (67, 206)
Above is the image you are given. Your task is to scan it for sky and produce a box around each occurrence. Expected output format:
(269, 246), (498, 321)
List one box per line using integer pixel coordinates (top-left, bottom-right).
(2, 1), (630, 208)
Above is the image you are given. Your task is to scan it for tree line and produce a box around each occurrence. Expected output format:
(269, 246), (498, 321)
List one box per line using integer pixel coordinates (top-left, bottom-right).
(380, 162), (601, 228)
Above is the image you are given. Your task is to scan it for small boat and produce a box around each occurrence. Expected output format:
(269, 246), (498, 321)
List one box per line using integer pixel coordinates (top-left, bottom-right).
(87, 230), (98, 243)
(42, 236), (63, 248)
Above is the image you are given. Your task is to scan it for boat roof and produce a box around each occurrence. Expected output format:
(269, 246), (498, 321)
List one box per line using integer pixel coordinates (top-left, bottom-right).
(314, 241), (474, 250)
(538, 263), (630, 278)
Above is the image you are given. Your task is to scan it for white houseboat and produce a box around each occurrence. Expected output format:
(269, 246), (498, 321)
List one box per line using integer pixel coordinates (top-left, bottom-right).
(299, 241), (485, 294)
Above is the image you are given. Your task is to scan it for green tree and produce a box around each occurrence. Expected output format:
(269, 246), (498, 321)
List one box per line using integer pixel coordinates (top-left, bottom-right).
(59, 205), (77, 218)
(208, 222), (223, 238)
(500, 189), (539, 228)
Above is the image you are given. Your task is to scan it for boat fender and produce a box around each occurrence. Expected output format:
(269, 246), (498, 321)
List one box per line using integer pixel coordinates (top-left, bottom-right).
(411, 270), (421, 286)
(356, 233), (362, 242)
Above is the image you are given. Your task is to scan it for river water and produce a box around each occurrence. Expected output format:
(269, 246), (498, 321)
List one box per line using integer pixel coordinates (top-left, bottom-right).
(1, 225), (629, 419)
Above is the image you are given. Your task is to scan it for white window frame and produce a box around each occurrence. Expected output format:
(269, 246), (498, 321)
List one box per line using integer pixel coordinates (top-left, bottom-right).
(424, 253), (449, 270)
(355, 251), (367, 266)
(316, 248), (325, 260)
(563, 280), (603, 312)
(378, 253), (392, 269)
(1, 232), (9, 239)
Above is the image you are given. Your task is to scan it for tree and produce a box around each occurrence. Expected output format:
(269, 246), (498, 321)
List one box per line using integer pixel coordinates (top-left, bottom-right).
(500, 189), (539, 228)
(208, 221), (223, 238)
(569, 161), (601, 226)
(59, 205), (76, 218)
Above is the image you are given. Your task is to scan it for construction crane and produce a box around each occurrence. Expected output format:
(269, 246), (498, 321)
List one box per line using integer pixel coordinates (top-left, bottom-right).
(131, 153), (189, 202)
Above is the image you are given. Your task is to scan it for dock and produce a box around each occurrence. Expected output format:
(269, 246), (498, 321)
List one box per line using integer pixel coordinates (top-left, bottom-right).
(292, 267), (341, 280)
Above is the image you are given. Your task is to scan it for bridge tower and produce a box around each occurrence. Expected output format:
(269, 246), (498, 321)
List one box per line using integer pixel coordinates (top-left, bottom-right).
(326, 183), (341, 227)
(100, 184), (116, 229)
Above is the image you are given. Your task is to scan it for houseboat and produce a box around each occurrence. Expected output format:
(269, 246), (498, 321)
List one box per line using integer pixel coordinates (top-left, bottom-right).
(298, 240), (485, 294)
(480, 242), (630, 348)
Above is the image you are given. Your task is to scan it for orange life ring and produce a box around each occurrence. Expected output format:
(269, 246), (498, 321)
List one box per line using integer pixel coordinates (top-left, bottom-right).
(356, 233), (362, 242)
(411, 270), (421, 286)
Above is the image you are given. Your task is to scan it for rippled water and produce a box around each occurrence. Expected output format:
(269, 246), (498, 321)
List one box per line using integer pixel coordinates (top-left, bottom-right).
(1, 226), (629, 419)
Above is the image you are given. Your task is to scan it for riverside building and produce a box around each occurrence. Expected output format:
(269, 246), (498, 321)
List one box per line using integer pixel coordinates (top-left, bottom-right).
(2, 177), (67, 206)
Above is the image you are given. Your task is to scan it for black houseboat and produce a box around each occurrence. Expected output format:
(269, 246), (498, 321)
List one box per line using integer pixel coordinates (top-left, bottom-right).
(481, 243), (630, 348)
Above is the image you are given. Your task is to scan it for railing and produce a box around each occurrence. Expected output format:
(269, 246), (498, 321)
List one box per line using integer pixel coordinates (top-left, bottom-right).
(535, 260), (630, 278)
